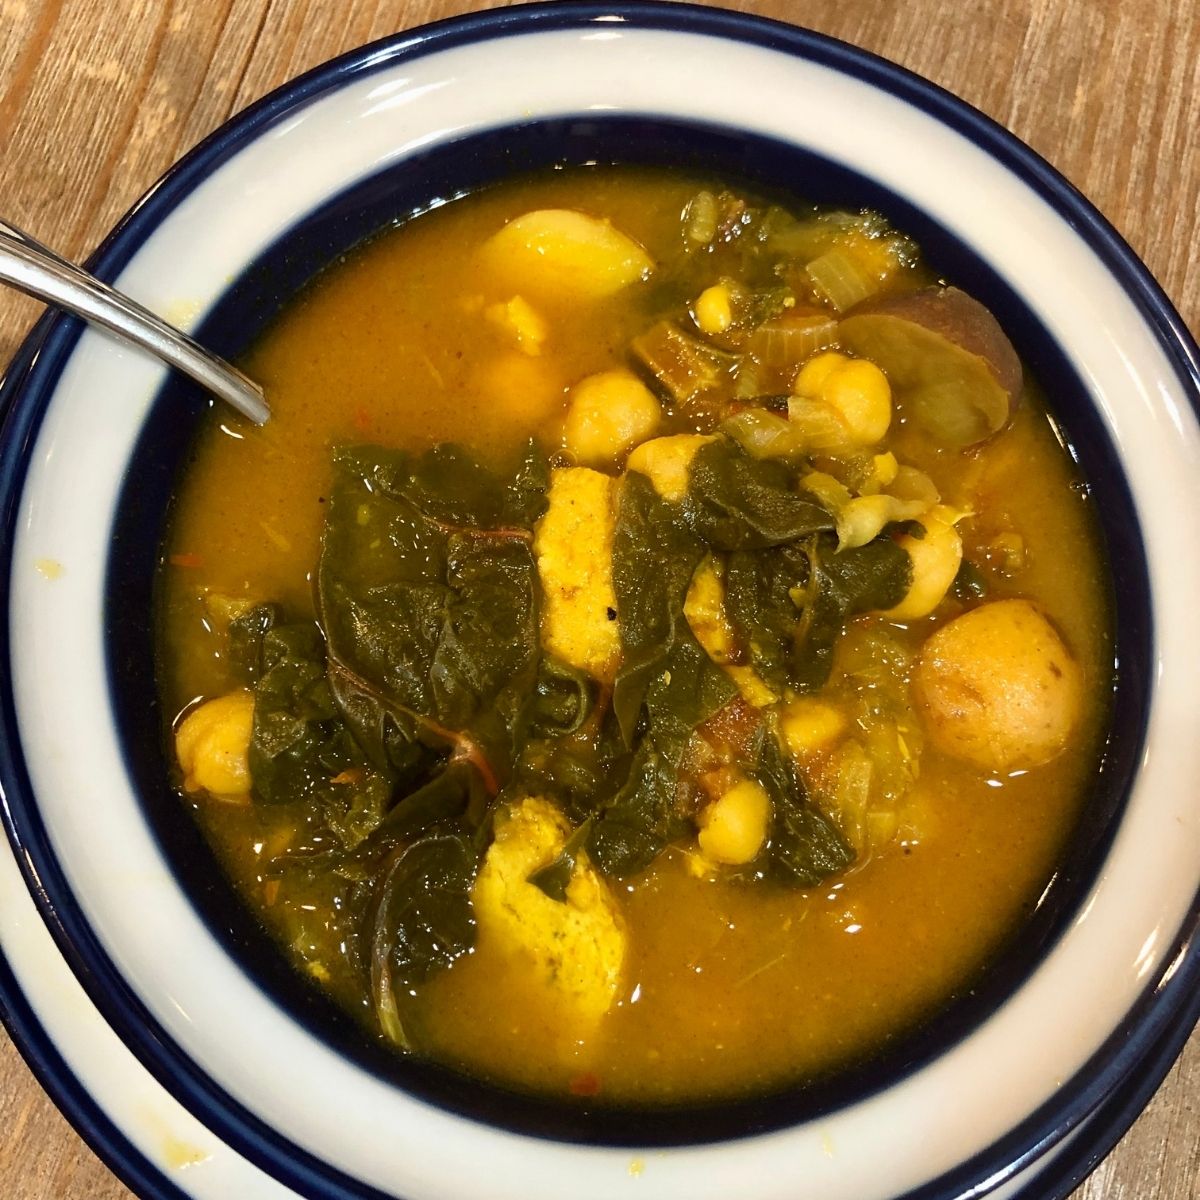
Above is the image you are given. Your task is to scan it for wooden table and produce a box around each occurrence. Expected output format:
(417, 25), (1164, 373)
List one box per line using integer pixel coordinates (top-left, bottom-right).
(0, 1), (1196, 1197)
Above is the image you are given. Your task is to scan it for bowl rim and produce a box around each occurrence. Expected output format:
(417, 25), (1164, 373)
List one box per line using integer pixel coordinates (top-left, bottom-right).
(1, 4), (1198, 1200)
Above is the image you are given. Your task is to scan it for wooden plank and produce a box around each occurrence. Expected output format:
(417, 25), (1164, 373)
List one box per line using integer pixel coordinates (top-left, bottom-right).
(0, 2), (1195, 1198)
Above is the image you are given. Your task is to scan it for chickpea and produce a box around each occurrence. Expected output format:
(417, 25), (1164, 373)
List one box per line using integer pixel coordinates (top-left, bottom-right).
(780, 697), (848, 760)
(794, 350), (892, 445)
(693, 283), (733, 335)
(883, 504), (963, 621)
(175, 691), (255, 800)
(911, 599), (1083, 772)
(698, 778), (771, 865)
(562, 369), (662, 466)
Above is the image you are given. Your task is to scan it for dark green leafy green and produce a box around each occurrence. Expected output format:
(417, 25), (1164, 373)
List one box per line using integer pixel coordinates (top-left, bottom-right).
(684, 438), (834, 550)
(228, 426), (883, 1035)
(528, 657), (595, 737)
(586, 739), (685, 877)
(953, 559), (989, 601)
(753, 727), (853, 884)
(368, 830), (481, 1048)
(226, 605), (399, 860)
(610, 471), (737, 747)
(791, 535), (912, 693)
(724, 542), (813, 693)
(528, 816), (594, 901)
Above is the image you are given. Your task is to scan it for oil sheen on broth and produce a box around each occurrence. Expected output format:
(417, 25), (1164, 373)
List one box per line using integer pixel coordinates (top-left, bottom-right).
(160, 167), (1111, 1104)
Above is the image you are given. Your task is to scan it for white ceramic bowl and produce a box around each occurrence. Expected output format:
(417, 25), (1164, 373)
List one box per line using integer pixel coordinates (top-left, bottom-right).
(1, 6), (1198, 1200)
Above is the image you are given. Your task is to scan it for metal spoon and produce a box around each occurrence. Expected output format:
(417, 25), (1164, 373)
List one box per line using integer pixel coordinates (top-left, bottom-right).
(0, 220), (269, 425)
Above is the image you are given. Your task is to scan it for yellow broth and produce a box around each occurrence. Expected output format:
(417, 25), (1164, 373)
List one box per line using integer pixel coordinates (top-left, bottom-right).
(159, 167), (1111, 1104)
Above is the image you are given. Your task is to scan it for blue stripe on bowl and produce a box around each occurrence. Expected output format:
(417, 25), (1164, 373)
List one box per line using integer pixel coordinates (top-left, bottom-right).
(0, 4), (1195, 1199)
(0, 930), (194, 1200)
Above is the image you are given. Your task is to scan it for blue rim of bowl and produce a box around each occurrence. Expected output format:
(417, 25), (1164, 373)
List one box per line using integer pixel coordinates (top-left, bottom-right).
(0, 3), (1196, 1199)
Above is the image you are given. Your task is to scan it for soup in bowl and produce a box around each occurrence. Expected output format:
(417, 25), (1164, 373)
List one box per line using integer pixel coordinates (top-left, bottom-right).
(157, 163), (1113, 1112)
(1, 6), (1197, 1200)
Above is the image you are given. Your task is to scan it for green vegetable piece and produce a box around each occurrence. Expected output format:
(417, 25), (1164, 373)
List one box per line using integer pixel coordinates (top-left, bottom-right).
(610, 471), (735, 746)
(369, 831), (480, 1048)
(529, 657), (595, 737)
(724, 542), (813, 693)
(838, 286), (1022, 447)
(684, 438), (834, 550)
(791, 534), (912, 693)
(528, 817), (594, 901)
(317, 443), (543, 781)
(757, 731), (854, 884)
(953, 559), (989, 602)
(586, 741), (684, 878)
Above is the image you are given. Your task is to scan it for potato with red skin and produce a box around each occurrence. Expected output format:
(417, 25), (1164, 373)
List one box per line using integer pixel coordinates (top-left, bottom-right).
(838, 287), (1022, 447)
(911, 599), (1082, 773)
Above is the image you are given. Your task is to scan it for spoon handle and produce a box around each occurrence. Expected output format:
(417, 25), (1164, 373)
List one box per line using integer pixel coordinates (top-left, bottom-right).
(0, 221), (269, 426)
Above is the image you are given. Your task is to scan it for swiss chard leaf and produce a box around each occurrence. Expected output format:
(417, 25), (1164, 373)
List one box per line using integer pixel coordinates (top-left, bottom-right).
(724, 541), (813, 694)
(228, 605), (400, 854)
(791, 534), (912, 693)
(350, 760), (489, 874)
(586, 739), (685, 878)
(429, 533), (539, 738)
(528, 816), (594, 901)
(684, 438), (833, 550)
(368, 830), (481, 1048)
(318, 443), (544, 781)
(611, 471), (735, 746)
(753, 727), (853, 884)
(310, 443), (551, 1025)
(528, 656), (595, 737)
(724, 531), (912, 697)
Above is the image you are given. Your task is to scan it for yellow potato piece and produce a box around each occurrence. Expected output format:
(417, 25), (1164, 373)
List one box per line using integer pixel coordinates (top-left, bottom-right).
(682, 556), (777, 707)
(562, 369), (661, 466)
(175, 691), (255, 800)
(482, 208), (654, 301)
(533, 467), (621, 681)
(625, 433), (716, 502)
(911, 598), (1083, 772)
(472, 796), (626, 1025)
(484, 294), (548, 355)
(698, 778), (771, 865)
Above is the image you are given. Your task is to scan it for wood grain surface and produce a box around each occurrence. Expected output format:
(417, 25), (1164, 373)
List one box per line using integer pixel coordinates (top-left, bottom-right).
(0, 1), (1197, 1198)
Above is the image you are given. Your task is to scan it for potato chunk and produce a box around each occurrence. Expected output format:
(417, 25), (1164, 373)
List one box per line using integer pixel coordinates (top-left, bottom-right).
(912, 599), (1082, 772)
(472, 796), (626, 1025)
(533, 467), (621, 681)
(625, 433), (716, 502)
(175, 691), (255, 800)
(838, 287), (1022, 447)
(683, 556), (777, 707)
(482, 208), (653, 301)
(562, 369), (661, 466)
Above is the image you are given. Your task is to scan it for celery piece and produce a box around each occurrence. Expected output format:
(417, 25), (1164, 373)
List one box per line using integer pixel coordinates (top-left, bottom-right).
(631, 320), (736, 404)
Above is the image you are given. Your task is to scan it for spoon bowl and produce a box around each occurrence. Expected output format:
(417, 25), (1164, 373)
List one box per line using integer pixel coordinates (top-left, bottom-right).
(0, 219), (269, 424)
